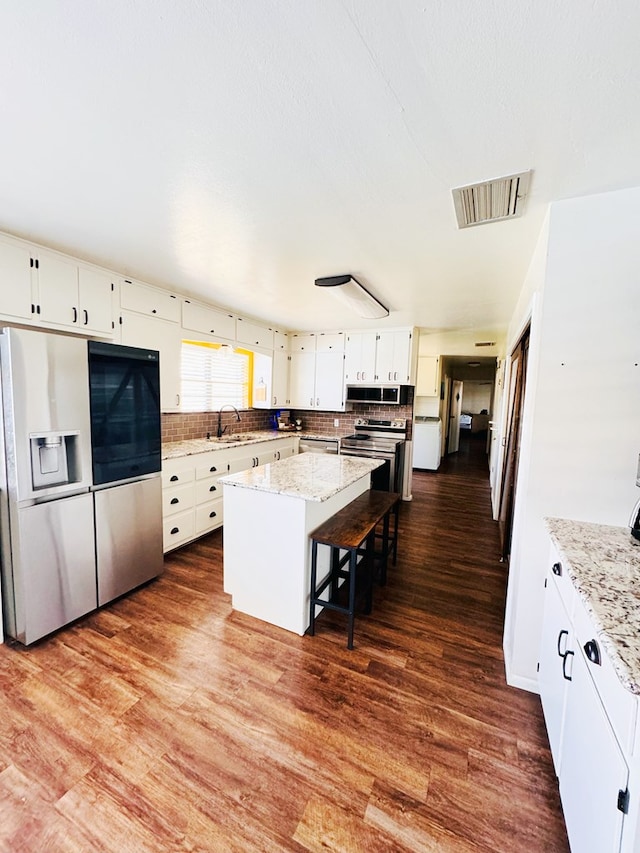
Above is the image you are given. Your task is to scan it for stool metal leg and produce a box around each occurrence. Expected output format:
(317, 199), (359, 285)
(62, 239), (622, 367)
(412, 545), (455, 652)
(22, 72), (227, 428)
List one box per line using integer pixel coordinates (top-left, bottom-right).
(347, 548), (357, 650)
(309, 539), (318, 635)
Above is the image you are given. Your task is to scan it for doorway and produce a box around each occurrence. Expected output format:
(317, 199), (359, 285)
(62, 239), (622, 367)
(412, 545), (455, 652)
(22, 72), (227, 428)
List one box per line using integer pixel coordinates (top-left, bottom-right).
(497, 325), (530, 561)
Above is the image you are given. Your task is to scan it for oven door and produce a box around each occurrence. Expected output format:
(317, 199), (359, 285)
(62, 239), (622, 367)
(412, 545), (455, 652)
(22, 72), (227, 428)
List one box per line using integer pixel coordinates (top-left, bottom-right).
(340, 449), (393, 492)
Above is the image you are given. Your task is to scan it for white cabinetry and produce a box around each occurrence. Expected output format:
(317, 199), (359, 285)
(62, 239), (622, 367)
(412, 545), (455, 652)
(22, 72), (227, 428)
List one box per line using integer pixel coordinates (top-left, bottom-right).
(0, 235), (114, 335)
(344, 329), (414, 385)
(120, 312), (182, 412)
(182, 300), (236, 342)
(162, 437), (297, 552)
(344, 332), (377, 384)
(289, 333), (345, 411)
(236, 318), (274, 350)
(416, 356), (440, 397)
(120, 279), (181, 322)
(0, 236), (37, 322)
(375, 330), (412, 383)
(539, 544), (637, 853)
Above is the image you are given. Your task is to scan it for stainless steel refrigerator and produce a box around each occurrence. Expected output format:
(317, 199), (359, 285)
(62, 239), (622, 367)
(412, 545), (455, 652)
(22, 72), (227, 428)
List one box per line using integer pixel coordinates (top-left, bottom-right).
(0, 327), (163, 645)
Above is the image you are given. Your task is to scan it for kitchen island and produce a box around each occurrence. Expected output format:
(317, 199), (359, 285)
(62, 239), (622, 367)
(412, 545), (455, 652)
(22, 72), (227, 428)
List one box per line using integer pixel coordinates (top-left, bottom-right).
(219, 453), (382, 635)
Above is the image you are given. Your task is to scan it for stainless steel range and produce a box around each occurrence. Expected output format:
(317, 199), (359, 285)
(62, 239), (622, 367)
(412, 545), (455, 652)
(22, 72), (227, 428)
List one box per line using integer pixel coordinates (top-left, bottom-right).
(339, 418), (406, 494)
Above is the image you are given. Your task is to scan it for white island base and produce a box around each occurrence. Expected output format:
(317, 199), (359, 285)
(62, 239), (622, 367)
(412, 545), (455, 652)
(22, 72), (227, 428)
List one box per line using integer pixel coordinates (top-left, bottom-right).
(221, 454), (382, 636)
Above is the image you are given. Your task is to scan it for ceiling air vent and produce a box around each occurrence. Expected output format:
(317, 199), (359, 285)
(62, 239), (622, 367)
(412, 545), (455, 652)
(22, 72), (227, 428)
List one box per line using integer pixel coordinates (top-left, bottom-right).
(452, 171), (531, 228)
(475, 341), (496, 347)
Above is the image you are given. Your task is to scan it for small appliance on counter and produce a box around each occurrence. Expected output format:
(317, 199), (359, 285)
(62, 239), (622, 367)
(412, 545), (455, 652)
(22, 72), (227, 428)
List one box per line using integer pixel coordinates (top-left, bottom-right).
(276, 410), (296, 431)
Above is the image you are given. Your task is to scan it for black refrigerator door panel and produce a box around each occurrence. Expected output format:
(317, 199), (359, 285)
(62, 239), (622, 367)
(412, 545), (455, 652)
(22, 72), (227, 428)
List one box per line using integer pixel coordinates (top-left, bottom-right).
(94, 476), (163, 606)
(88, 341), (161, 486)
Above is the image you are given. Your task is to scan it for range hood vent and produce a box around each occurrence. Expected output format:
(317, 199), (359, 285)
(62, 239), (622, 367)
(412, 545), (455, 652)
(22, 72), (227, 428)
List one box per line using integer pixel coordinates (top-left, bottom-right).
(452, 171), (531, 228)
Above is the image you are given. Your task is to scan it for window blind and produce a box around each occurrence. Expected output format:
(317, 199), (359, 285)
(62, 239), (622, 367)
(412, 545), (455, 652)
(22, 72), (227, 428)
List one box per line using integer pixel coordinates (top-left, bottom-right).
(181, 342), (249, 412)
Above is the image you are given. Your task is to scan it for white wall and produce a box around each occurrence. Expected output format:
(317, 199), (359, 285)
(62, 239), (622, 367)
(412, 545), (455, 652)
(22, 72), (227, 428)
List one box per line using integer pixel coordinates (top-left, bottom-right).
(503, 187), (640, 691)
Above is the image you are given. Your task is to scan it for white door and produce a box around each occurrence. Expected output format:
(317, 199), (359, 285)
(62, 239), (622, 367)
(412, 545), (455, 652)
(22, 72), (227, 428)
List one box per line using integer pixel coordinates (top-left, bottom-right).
(448, 380), (463, 453)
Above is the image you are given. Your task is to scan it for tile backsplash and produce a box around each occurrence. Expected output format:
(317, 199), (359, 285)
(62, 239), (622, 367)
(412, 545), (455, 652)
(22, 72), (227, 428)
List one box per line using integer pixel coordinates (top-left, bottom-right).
(162, 395), (415, 444)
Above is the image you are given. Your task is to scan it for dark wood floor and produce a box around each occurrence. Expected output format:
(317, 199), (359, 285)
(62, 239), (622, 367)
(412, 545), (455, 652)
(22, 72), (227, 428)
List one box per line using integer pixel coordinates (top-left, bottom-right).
(0, 433), (569, 852)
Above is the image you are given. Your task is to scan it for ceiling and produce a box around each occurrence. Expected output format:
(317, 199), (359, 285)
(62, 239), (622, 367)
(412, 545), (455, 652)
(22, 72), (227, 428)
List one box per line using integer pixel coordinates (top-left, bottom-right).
(2, 1), (639, 335)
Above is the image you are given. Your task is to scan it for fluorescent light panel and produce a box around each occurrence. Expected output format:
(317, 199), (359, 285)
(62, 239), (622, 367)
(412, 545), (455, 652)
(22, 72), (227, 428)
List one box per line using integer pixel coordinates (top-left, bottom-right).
(314, 275), (389, 319)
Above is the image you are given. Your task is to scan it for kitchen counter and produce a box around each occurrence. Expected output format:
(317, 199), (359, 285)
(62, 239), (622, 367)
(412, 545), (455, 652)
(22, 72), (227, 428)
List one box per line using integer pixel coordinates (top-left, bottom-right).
(219, 453), (380, 502)
(546, 517), (640, 694)
(162, 430), (291, 460)
(222, 452), (382, 635)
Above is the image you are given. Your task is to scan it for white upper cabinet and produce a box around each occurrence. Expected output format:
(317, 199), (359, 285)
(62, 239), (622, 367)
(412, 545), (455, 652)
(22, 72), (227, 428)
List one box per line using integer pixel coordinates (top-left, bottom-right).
(273, 331), (289, 351)
(315, 332), (345, 353)
(0, 236), (114, 336)
(236, 318), (274, 350)
(344, 331), (377, 384)
(182, 300), (235, 342)
(289, 332), (316, 352)
(38, 260), (114, 336)
(0, 235), (35, 321)
(375, 330), (412, 383)
(120, 312), (182, 412)
(314, 350), (345, 410)
(288, 350), (316, 408)
(120, 278), (180, 322)
(272, 349), (290, 408)
(416, 355), (440, 397)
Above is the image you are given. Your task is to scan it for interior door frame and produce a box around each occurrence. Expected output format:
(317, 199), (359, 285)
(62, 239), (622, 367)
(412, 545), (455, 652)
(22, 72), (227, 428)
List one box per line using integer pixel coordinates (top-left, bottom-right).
(497, 324), (530, 560)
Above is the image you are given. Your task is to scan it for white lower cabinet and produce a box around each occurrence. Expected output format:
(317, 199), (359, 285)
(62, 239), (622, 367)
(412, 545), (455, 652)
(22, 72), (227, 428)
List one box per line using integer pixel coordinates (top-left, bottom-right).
(162, 437), (296, 552)
(539, 544), (637, 853)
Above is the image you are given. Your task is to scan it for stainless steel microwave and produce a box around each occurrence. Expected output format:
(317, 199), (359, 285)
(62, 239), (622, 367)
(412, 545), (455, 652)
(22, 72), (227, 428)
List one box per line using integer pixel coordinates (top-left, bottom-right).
(345, 385), (411, 405)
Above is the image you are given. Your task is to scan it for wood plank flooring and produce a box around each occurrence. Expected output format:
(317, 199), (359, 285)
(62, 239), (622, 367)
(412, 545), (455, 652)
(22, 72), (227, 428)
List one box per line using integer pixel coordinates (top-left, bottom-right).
(0, 433), (569, 852)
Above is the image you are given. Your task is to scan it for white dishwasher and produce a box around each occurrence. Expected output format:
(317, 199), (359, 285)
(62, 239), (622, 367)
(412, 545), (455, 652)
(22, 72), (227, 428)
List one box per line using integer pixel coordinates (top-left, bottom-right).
(412, 417), (441, 470)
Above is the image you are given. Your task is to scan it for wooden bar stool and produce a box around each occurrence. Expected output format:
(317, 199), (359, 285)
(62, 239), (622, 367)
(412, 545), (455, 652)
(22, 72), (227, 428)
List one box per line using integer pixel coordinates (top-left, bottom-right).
(308, 490), (401, 649)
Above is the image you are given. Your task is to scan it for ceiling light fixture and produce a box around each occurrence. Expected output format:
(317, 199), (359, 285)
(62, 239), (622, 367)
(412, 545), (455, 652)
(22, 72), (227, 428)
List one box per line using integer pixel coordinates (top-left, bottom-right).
(314, 274), (389, 320)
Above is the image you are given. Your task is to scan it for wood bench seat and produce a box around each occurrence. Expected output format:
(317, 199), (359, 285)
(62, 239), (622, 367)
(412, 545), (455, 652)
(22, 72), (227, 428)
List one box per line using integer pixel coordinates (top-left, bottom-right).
(308, 490), (400, 648)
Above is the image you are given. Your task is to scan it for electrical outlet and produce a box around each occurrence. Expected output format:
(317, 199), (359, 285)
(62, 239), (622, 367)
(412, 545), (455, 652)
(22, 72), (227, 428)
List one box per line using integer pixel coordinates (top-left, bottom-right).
(333, 418), (339, 427)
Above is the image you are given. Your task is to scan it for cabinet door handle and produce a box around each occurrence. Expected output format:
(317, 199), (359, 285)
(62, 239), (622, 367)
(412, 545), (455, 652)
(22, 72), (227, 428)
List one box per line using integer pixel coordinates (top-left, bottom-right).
(209, 511), (217, 518)
(170, 526), (180, 535)
(170, 497), (179, 505)
(584, 639), (601, 666)
(562, 649), (574, 681)
(552, 561), (562, 576)
(72, 306), (78, 323)
(170, 475), (179, 482)
(209, 466), (217, 472)
(310, 398), (313, 407)
(316, 398), (320, 407)
(83, 309), (88, 325)
(209, 485), (217, 492)
(557, 629), (569, 657)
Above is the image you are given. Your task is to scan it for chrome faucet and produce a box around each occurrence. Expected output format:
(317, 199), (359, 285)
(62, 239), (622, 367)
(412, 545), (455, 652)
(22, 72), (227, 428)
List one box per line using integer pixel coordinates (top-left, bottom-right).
(217, 404), (241, 438)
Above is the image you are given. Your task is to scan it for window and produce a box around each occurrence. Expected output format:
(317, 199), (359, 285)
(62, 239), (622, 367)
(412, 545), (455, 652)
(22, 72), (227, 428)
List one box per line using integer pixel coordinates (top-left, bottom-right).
(181, 341), (252, 412)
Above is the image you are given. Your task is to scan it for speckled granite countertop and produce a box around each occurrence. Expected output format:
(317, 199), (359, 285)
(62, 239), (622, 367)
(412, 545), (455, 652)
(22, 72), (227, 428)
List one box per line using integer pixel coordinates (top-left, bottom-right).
(219, 453), (382, 502)
(546, 517), (640, 694)
(162, 431), (294, 460)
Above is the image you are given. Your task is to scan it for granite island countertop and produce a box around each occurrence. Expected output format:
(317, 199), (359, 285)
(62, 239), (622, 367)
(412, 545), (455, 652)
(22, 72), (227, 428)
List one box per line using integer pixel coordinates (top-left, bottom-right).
(219, 452), (382, 502)
(546, 517), (640, 694)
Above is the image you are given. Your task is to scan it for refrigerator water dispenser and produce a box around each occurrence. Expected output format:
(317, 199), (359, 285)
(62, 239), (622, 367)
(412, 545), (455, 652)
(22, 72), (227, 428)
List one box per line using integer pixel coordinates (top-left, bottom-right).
(30, 432), (80, 489)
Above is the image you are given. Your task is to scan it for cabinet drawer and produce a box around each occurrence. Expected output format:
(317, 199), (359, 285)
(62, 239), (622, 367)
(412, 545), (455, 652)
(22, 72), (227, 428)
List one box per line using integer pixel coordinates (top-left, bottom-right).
(195, 499), (223, 534)
(195, 477), (223, 504)
(162, 483), (195, 516)
(548, 545), (576, 619)
(195, 455), (228, 479)
(162, 467), (195, 488)
(163, 510), (195, 551)
(572, 592), (637, 754)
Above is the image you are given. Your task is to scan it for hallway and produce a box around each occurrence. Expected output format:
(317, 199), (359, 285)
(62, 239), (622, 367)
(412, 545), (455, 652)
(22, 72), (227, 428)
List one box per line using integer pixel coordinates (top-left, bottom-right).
(0, 436), (569, 852)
